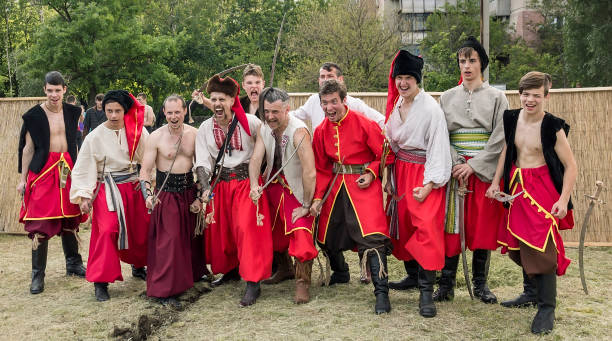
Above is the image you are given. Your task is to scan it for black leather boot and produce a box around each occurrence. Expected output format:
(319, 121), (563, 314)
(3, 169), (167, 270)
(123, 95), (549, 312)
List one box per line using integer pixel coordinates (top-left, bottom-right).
(531, 274), (556, 334)
(472, 249), (498, 303)
(501, 269), (537, 308)
(433, 255), (458, 301)
(326, 250), (350, 286)
(418, 264), (437, 318)
(239, 281), (261, 307)
(61, 233), (86, 277)
(131, 265), (147, 280)
(368, 251), (391, 314)
(389, 260), (418, 290)
(211, 267), (241, 287)
(30, 239), (48, 294)
(94, 282), (110, 301)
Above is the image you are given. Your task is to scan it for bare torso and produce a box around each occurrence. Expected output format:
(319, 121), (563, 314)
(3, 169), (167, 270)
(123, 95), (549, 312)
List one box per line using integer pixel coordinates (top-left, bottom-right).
(153, 124), (197, 174)
(144, 105), (155, 126)
(514, 110), (546, 168)
(42, 103), (68, 153)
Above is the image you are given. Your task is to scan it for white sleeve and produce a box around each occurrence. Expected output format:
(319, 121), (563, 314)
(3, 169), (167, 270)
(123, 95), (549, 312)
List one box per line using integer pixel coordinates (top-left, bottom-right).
(347, 96), (385, 129)
(69, 134), (99, 204)
(194, 121), (214, 174)
(423, 104), (452, 187)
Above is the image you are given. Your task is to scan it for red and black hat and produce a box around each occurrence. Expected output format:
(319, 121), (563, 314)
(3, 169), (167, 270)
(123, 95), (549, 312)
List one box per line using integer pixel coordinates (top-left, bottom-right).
(206, 75), (251, 136)
(102, 90), (145, 162)
(385, 50), (424, 123)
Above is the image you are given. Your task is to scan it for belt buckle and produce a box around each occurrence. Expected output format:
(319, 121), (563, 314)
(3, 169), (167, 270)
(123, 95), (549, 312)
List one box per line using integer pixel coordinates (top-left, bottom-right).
(341, 164), (347, 174)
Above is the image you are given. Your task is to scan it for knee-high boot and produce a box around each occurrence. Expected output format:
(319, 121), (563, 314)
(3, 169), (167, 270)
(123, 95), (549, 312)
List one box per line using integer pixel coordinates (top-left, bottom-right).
(433, 255), (458, 301)
(61, 233), (86, 277)
(501, 269), (537, 308)
(327, 250), (349, 285)
(263, 251), (295, 285)
(389, 260), (418, 290)
(531, 274), (556, 334)
(472, 249), (497, 303)
(294, 259), (313, 304)
(368, 251), (391, 314)
(418, 264), (437, 318)
(30, 240), (48, 294)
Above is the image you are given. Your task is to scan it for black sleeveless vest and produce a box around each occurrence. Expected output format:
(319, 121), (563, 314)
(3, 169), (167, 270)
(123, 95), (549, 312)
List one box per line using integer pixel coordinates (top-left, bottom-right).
(502, 109), (573, 209)
(18, 103), (81, 174)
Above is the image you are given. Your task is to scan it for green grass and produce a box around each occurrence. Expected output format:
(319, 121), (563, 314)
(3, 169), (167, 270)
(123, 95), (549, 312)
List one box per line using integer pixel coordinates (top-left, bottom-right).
(0, 231), (610, 340)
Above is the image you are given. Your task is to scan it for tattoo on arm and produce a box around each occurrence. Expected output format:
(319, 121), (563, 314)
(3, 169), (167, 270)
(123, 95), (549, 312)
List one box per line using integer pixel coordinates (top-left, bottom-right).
(196, 166), (211, 192)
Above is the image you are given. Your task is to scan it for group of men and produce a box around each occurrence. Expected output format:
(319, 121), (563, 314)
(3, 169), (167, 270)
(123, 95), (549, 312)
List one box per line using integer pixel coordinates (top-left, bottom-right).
(17, 36), (576, 335)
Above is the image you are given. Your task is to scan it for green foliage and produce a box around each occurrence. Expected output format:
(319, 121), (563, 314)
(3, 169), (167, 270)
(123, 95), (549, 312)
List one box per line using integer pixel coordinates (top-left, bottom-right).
(284, 0), (400, 92)
(564, 0), (612, 86)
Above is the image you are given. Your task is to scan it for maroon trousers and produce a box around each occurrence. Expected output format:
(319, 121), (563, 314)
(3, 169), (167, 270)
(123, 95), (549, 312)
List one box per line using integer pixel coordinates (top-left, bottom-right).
(147, 187), (204, 298)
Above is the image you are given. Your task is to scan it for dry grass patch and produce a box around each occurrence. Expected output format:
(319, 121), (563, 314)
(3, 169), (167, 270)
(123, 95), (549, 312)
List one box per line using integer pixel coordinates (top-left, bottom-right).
(0, 231), (611, 340)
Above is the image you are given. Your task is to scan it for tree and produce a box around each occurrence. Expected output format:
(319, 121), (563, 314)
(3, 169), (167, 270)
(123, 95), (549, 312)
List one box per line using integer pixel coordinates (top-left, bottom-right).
(284, 0), (400, 92)
(564, 0), (612, 86)
(420, 0), (564, 91)
(17, 0), (179, 105)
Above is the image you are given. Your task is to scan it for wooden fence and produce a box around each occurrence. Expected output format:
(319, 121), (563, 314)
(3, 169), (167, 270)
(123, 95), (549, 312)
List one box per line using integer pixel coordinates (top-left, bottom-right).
(2, 88), (610, 244)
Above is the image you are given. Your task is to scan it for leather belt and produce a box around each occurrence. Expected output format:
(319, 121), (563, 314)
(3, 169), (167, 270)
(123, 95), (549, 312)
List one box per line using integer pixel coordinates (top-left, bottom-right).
(332, 163), (369, 174)
(218, 163), (249, 181)
(156, 170), (195, 192)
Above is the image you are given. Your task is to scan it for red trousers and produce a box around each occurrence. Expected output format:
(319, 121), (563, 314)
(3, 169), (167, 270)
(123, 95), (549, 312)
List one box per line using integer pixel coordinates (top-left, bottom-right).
(20, 152), (82, 225)
(444, 174), (504, 257)
(86, 182), (150, 283)
(389, 161), (445, 271)
(498, 165), (573, 276)
(204, 178), (273, 282)
(267, 181), (317, 263)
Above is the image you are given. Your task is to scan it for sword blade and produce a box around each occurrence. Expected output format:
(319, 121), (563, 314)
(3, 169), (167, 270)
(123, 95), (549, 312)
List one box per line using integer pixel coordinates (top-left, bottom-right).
(261, 134), (306, 190)
(457, 188), (474, 300)
(579, 181), (605, 295)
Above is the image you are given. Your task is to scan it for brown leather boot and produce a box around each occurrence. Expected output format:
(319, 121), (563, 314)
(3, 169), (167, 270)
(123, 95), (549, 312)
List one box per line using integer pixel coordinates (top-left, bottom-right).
(294, 259), (313, 304)
(263, 251), (295, 285)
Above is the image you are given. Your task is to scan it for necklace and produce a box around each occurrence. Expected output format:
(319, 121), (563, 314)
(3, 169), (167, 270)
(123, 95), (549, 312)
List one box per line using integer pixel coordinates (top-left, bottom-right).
(43, 102), (61, 114)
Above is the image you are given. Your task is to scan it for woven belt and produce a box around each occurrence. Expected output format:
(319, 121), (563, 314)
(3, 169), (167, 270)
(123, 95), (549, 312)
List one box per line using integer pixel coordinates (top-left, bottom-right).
(396, 149), (426, 165)
(332, 163), (369, 174)
(218, 163), (249, 181)
(156, 170), (195, 192)
(98, 172), (138, 184)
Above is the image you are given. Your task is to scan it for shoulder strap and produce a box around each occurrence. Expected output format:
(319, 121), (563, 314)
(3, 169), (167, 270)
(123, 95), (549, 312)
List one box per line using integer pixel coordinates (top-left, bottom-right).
(211, 116), (239, 180)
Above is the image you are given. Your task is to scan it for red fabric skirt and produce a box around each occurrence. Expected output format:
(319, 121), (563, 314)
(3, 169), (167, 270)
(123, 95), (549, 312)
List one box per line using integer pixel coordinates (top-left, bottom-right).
(267, 181), (317, 263)
(498, 165), (573, 276)
(444, 172), (504, 257)
(86, 182), (150, 283)
(204, 178), (273, 282)
(147, 187), (201, 298)
(388, 161), (445, 271)
(20, 152), (82, 222)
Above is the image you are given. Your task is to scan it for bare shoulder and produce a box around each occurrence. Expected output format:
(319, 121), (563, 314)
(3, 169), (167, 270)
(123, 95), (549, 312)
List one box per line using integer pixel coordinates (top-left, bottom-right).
(293, 127), (311, 144)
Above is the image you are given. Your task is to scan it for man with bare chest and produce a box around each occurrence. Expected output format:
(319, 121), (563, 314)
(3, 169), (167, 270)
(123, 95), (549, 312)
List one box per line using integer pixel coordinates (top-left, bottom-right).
(139, 95), (205, 307)
(18, 71), (86, 294)
(487, 71), (577, 334)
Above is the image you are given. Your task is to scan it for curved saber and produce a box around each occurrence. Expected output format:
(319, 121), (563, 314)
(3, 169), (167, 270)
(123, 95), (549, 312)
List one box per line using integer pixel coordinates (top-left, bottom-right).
(579, 180), (604, 295)
(260, 134), (306, 191)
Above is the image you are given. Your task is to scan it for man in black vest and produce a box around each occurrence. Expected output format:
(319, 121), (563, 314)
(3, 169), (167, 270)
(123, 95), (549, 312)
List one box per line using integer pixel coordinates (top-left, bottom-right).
(17, 71), (87, 294)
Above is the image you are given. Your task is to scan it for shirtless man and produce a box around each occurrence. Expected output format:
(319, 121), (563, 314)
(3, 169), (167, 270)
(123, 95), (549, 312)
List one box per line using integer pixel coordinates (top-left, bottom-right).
(18, 71), (86, 294)
(139, 94), (206, 308)
(486, 71), (576, 334)
(137, 93), (156, 132)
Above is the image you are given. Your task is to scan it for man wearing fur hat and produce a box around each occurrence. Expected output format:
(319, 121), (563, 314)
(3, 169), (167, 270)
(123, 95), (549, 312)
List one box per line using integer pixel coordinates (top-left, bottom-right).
(434, 36), (509, 304)
(194, 75), (273, 307)
(383, 50), (452, 317)
(17, 71), (87, 295)
(248, 87), (318, 304)
(70, 90), (150, 301)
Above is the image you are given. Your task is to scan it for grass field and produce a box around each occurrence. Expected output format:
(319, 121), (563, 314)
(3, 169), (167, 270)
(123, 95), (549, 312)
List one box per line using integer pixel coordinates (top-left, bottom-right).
(0, 230), (610, 340)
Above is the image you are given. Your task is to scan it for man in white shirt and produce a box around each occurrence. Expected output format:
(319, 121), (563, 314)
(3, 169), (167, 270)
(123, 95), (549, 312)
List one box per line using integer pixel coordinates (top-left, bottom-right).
(290, 62), (385, 129)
